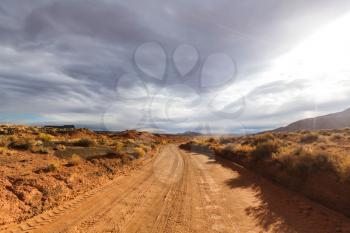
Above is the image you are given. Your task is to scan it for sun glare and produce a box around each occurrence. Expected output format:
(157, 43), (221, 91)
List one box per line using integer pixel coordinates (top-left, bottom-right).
(272, 13), (350, 101)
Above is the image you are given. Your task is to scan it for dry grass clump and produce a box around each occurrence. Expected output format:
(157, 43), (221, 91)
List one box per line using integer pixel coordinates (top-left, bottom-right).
(8, 136), (35, 150)
(97, 137), (107, 145)
(67, 154), (82, 166)
(219, 137), (233, 144)
(275, 146), (350, 180)
(336, 155), (350, 181)
(299, 133), (319, 143)
(246, 133), (275, 146)
(251, 140), (280, 161)
(31, 146), (49, 154)
(277, 147), (329, 174)
(38, 133), (54, 142)
(234, 144), (255, 154)
(181, 130), (350, 181)
(179, 140), (217, 156)
(114, 141), (124, 152)
(133, 147), (146, 158)
(55, 144), (66, 151)
(140, 145), (151, 153)
(45, 161), (60, 172)
(330, 133), (342, 141)
(207, 137), (217, 143)
(222, 144), (255, 159)
(127, 139), (136, 144)
(319, 130), (332, 136)
(0, 136), (10, 147)
(0, 146), (14, 155)
(73, 138), (96, 147)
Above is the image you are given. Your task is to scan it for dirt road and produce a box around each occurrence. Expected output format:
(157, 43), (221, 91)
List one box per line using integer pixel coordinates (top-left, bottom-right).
(2, 144), (350, 233)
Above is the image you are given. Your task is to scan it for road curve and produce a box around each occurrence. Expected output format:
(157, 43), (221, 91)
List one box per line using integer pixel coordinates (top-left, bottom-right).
(2, 144), (350, 233)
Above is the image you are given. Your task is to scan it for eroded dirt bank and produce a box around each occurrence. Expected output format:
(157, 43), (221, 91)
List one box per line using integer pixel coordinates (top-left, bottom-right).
(0, 125), (167, 226)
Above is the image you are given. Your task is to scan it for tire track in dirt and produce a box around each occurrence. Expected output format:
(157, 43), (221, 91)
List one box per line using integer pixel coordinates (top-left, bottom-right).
(3, 145), (350, 233)
(74, 145), (183, 233)
(1, 157), (157, 233)
(188, 151), (239, 233)
(149, 146), (187, 233)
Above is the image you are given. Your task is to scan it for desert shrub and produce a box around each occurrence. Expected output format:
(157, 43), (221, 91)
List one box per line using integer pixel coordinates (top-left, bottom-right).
(179, 141), (192, 150)
(114, 141), (124, 152)
(233, 144), (255, 155)
(276, 146), (342, 177)
(222, 143), (236, 153)
(67, 154), (82, 166)
(207, 137), (217, 143)
(251, 140), (279, 161)
(141, 145), (151, 152)
(160, 140), (167, 145)
(219, 137), (232, 144)
(127, 139), (135, 144)
(319, 130), (332, 136)
(180, 140), (213, 155)
(34, 140), (44, 146)
(97, 137), (108, 145)
(120, 154), (132, 164)
(0, 136), (10, 147)
(300, 130), (311, 134)
(31, 146), (49, 154)
(336, 155), (350, 181)
(73, 138), (95, 147)
(222, 144), (255, 161)
(299, 133), (319, 143)
(331, 133), (342, 141)
(56, 144), (66, 151)
(250, 133), (275, 145)
(317, 143), (327, 150)
(45, 161), (59, 172)
(275, 132), (288, 139)
(0, 146), (13, 155)
(208, 144), (222, 154)
(133, 147), (146, 158)
(38, 133), (54, 142)
(8, 137), (34, 150)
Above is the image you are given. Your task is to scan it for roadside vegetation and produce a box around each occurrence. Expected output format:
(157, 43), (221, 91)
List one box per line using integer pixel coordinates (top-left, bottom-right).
(180, 129), (350, 217)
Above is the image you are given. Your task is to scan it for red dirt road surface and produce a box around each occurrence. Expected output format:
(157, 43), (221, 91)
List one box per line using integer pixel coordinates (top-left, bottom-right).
(2, 144), (350, 233)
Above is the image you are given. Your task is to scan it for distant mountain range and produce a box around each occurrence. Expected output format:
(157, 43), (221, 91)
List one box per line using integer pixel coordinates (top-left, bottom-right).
(274, 108), (350, 131)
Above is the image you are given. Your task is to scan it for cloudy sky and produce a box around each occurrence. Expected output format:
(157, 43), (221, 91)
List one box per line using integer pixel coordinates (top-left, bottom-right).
(1, 0), (350, 134)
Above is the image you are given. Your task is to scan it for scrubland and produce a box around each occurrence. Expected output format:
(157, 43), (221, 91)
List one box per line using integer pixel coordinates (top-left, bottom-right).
(181, 129), (350, 217)
(0, 125), (172, 225)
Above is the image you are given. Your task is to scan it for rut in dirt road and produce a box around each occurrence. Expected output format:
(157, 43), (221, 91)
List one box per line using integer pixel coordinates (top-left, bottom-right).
(2, 144), (350, 233)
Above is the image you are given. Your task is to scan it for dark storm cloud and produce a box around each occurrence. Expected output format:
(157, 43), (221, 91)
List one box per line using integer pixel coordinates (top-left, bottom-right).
(22, 1), (152, 43)
(1, 0), (350, 132)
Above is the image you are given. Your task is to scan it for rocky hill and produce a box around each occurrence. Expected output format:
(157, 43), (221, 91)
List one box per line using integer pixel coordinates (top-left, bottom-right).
(275, 108), (350, 131)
